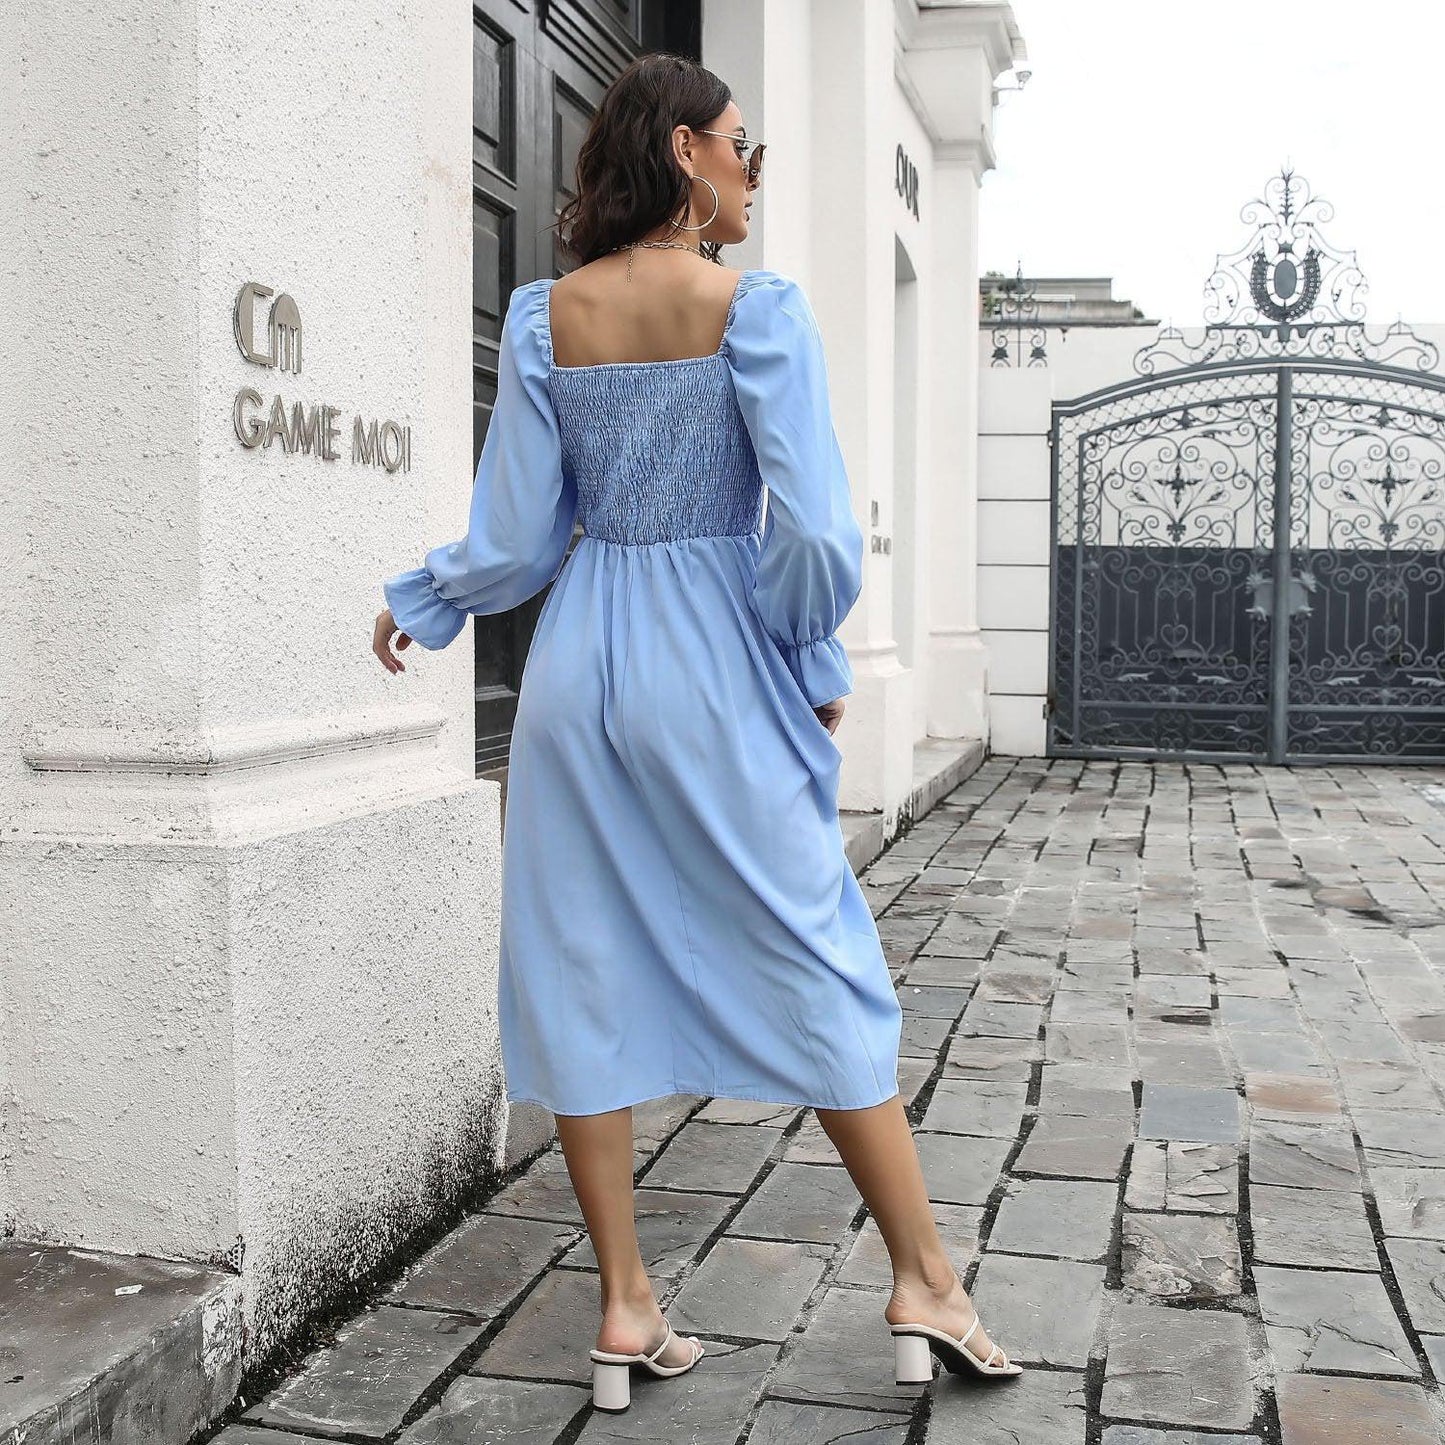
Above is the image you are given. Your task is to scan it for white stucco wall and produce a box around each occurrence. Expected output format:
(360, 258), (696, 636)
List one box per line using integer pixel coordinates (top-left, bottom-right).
(3, 0), (504, 1361)
(227, 794), (504, 1355)
(0, 0), (21, 1245)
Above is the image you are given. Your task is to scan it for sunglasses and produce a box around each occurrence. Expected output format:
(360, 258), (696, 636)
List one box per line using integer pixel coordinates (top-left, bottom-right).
(694, 128), (766, 184)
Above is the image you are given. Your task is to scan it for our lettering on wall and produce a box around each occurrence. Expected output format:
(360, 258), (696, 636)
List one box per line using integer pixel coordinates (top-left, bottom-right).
(895, 143), (920, 221)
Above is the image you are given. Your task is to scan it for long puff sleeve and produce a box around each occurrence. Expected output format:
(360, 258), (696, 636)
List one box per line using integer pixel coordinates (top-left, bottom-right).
(724, 271), (864, 708)
(382, 280), (576, 650)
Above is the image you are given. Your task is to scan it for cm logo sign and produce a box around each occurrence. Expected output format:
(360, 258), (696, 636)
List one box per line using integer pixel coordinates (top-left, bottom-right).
(233, 281), (303, 372)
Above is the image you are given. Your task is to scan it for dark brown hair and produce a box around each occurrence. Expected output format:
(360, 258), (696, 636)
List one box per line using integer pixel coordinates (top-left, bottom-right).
(554, 53), (733, 267)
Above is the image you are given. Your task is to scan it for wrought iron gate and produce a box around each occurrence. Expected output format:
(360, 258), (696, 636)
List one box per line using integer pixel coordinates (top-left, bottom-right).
(1046, 171), (1445, 763)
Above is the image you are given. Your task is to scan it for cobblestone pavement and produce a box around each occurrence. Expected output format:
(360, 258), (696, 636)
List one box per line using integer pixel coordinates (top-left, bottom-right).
(213, 758), (1445, 1444)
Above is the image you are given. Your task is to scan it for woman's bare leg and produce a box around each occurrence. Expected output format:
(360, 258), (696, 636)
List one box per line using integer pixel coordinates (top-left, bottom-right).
(553, 1107), (698, 1366)
(813, 1092), (1011, 1366)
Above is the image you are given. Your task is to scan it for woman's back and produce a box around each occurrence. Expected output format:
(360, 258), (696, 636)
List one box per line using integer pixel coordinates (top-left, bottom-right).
(546, 258), (749, 368)
(542, 270), (766, 546)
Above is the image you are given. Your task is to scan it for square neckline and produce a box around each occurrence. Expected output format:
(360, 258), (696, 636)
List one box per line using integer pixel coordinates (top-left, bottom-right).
(544, 268), (759, 373)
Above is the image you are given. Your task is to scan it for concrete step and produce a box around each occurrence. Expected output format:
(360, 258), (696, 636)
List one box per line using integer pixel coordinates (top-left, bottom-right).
(0, 1242), (243, 1445)
(841, 735), (986, 873)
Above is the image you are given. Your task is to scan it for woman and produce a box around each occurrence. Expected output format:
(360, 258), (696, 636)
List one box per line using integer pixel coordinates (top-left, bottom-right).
(372, 52), (1018, 1413)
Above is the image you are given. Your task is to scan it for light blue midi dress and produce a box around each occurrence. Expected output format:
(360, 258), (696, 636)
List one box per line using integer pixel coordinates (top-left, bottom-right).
(383, 267), (903, 1115)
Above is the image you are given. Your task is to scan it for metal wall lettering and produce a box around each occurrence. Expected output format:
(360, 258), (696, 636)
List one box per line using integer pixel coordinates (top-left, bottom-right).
(231, 282), (411, 471)
(895, 143), (920, 221)
(870, 498), (892, 553)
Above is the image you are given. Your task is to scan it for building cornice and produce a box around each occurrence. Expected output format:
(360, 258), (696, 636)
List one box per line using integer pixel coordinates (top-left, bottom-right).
(895, 0), (1022, 72)
(893, 0), (1024, 159)
(934, 133), (996, 175)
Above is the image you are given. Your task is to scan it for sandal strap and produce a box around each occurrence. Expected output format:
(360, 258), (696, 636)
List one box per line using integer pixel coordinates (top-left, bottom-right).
(646, 1319), (674, 1364)
(958, 1310), (982, 1348)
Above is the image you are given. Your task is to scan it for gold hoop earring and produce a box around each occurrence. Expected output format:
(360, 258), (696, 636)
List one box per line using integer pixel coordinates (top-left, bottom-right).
(676, 174), (720, 231)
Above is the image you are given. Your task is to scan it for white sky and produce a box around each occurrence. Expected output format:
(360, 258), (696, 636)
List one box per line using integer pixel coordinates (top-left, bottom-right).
(979, 0), (1445, 327)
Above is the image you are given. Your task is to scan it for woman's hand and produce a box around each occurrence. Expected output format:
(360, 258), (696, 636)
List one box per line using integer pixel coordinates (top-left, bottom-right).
(814, 698), (845, 735)
(374, 608), (414, 674)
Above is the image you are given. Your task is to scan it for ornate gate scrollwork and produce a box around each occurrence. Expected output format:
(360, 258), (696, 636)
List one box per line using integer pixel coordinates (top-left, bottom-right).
(1049, 170), (1445, 763)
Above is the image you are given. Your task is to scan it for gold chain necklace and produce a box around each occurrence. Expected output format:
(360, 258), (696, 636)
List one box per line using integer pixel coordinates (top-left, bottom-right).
(610, 239), (704, 283)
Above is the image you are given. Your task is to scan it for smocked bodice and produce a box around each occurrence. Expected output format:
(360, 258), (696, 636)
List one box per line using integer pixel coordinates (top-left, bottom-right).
(548, 359), (765, 545)
(382, 265), (860, 716)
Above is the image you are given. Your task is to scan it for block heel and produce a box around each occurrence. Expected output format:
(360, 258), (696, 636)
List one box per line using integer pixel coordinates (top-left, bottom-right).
(587, 1316), (705, 1411)
(894, 1329), (935, 1383)
(889, 1310), (1024, 1379)
(590, 1358), (633, 1411)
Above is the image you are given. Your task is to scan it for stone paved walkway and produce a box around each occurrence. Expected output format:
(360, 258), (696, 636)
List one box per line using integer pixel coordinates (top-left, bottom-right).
(211, 758), (1445, 1444)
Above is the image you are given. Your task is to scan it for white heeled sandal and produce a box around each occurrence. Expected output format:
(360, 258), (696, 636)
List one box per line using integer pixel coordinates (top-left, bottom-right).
(891, 1308), (1024, 1382)
(589, 1316), (705, 1411)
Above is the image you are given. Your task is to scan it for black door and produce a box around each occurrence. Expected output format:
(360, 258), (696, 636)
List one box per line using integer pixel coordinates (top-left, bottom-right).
(470, 0), (701, 776)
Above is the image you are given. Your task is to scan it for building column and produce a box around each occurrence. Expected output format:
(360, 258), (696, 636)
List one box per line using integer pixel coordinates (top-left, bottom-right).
(926, 145), (993, 740)
(809, 0), (912, 816)
(2, 0), (499, 1362)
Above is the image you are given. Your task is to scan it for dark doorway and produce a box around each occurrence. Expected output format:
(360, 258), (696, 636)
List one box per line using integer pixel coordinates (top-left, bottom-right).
(470, 0), (700, 776)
